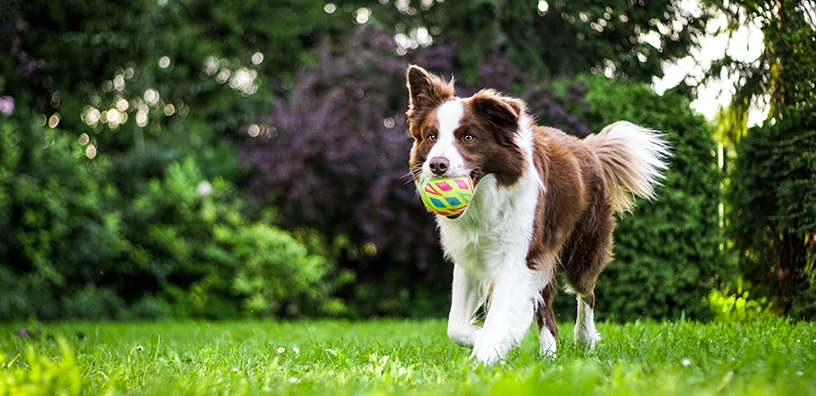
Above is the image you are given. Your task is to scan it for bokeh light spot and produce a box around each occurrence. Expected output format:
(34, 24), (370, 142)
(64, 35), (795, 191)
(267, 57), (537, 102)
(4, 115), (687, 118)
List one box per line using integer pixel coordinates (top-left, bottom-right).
(355, 7), (371, 24)
(144, 89), (160, 106)
(86, 144), (97, 159)
(116, 98), (129, 112)
(538, 0), (549, 15)
(48, 113), (60, 128)
(248, 124), (260, 137)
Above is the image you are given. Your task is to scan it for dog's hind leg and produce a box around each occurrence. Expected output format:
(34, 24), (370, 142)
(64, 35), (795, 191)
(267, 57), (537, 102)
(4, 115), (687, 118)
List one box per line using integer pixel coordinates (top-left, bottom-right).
(535, 282), (558, 356)
(564, 218), (614, 350)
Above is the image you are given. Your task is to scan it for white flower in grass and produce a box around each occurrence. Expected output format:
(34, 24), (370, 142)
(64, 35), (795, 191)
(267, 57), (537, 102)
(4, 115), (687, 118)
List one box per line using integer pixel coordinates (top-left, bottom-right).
(278, 347), (285, 354)
(232, 367), (239, 373)
(293, 347), (300, 355)
(681, 358), (691, 366)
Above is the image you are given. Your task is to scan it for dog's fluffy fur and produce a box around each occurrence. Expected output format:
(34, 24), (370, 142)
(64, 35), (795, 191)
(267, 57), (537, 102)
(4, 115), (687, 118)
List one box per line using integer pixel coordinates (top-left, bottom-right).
(406, 65), (670, 364)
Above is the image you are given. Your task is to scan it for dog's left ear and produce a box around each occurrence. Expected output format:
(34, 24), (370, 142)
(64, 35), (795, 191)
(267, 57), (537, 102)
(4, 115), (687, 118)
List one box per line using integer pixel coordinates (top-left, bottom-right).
(469, 90), (525, 143)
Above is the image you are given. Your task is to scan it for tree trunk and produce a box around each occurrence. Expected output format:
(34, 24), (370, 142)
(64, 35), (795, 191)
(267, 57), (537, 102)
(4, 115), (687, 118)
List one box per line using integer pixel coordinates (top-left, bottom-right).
(775, 229), (806, 314)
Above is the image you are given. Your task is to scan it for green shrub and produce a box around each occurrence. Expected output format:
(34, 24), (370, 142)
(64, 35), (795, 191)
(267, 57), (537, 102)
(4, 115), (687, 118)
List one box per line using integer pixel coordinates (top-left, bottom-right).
(229, 223), (350, 317)
(728, 111), (816, 318)
(0, 118), (128, 319)
(0, 118), (346, 320)
(705, 288), (774, 322)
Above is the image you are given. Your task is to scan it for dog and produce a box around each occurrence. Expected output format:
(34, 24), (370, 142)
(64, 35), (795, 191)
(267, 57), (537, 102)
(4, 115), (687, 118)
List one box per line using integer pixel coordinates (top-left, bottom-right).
(405, 65), (670, 364)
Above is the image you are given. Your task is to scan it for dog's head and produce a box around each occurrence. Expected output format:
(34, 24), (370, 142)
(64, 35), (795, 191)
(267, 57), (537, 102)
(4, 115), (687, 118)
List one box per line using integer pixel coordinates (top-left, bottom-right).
(406, 66), (527, 193)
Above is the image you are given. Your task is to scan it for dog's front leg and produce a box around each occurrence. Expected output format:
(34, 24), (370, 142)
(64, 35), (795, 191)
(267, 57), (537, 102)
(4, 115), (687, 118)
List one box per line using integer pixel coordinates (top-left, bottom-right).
(471, 265), (538, 364)
(447, 264), (481, 347)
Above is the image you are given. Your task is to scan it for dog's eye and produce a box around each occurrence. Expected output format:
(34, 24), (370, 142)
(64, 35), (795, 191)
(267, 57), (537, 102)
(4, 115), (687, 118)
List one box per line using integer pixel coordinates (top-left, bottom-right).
(463, 134), (474, 142)
(428, 134), (436, 142)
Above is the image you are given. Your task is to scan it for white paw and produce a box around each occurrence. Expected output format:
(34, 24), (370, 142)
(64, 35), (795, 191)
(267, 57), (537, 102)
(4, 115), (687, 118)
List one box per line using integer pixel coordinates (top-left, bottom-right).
(470, 331), (509, 365)
(448, 325), (480, 348)
(575, 331), (600, 350)
(539, 330), (558, 357)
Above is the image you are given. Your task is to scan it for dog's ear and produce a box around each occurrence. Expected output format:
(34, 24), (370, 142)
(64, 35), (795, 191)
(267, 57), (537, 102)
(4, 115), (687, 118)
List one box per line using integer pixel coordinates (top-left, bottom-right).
(469, 90), (524, 126)
(406, 65), (454, 121)
(469, 90), (525, 145)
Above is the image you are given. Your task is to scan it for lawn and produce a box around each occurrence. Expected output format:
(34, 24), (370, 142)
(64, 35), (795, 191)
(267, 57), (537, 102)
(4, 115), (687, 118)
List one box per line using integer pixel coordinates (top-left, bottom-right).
(1, 319), (814, 395)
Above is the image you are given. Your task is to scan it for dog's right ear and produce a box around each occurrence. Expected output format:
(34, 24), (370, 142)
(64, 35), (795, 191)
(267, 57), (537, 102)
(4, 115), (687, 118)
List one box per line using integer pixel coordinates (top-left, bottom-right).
(406, 65), (454, 121)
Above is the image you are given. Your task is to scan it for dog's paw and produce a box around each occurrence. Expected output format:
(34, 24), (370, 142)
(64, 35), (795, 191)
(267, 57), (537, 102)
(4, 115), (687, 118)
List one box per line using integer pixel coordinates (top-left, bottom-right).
(539, 331), (558, 358)
(574, 331), (600, 350)
(470, 331), (509, 365)
(448, 325), (479, 348)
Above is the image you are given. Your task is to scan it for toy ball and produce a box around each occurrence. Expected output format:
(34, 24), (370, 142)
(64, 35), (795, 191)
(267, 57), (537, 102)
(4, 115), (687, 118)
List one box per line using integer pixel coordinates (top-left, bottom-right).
(420, 176), (474, 217)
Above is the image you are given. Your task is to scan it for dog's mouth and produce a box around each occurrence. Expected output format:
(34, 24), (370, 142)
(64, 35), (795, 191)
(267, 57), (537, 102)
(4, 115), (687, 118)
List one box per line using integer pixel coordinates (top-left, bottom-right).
(469, 170), (481, 186)
(442, 170), (481, 220)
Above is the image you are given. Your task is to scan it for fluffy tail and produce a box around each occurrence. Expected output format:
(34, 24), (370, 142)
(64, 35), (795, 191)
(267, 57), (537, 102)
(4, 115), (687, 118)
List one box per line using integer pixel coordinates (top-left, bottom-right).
(584, 121), (671, 213)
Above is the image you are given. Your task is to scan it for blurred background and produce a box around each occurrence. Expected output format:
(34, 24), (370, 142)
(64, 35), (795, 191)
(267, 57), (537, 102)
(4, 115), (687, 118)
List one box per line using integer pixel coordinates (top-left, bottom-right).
(0, 0), (813, 322)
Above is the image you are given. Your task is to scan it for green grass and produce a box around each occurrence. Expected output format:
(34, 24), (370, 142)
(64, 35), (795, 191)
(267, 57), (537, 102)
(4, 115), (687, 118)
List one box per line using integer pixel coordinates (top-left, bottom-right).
(1, 319), (814, 395)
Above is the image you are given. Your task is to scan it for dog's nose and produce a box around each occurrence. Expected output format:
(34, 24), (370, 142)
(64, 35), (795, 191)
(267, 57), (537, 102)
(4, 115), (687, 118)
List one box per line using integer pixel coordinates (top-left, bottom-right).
(429, 157), (449, 176)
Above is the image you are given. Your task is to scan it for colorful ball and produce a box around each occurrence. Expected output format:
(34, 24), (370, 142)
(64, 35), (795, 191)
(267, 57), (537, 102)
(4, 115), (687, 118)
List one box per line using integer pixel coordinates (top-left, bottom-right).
(419, 176), (474, 217)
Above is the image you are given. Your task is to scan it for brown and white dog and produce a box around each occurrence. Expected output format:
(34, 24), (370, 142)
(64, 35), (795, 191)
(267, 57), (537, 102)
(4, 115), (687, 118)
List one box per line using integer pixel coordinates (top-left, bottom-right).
(406, 65), (670, 364)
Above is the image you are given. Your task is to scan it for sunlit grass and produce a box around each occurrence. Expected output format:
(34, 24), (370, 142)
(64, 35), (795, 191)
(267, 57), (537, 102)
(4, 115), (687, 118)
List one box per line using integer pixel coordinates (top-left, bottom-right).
(1, 319), (814, 395)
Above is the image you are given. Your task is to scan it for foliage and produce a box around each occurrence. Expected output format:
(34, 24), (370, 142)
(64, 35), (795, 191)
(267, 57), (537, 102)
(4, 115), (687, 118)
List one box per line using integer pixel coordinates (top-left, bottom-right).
(0, 336), (80, 396)
(570, 75), (730, 321)
(705, 0), (816, 318)
(228, 223), (351, 317)
(0, 0), (353, 320)
(240, 25), (591, 317)
(0, 119), (126, 319)
(705, 0), (816, 140)
(0, 118), (345, 320)
(2, 319), (816, 395)
(728, 112), (816, 317)
(358, 0), (711, 82)
(0, 0), (330, 143)
(705, 288), (774, 322)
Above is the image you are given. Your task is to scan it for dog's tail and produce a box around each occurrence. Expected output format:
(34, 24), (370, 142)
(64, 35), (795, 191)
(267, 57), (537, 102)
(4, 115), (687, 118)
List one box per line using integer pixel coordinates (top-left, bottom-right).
(584, 121), (671, 213)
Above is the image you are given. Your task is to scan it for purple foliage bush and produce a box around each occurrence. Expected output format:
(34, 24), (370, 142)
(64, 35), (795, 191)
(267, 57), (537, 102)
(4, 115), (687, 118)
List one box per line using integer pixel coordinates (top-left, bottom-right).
(240, 25), (590, 316)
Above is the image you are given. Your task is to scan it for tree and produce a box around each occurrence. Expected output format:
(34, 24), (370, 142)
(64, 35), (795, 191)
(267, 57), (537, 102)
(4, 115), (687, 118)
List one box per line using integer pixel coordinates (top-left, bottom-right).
(728, 113), (816, 317)
(352, 0), (711, 82)
(707, 0), (816, 315)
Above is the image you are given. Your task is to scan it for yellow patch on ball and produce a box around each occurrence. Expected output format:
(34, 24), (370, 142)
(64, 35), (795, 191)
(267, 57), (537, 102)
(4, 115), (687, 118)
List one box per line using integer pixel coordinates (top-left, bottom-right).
(419, 176), (474, 217)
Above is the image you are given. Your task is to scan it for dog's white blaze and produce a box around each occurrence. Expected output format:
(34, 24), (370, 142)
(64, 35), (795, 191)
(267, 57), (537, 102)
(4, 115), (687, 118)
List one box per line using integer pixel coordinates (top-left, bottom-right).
(424, 100), (467, 178)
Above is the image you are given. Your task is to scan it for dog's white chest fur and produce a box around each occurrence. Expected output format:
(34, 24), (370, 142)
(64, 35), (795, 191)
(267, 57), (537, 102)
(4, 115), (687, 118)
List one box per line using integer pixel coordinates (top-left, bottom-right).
(437, 172), (539, 278)
(436, 120), (542, 281)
